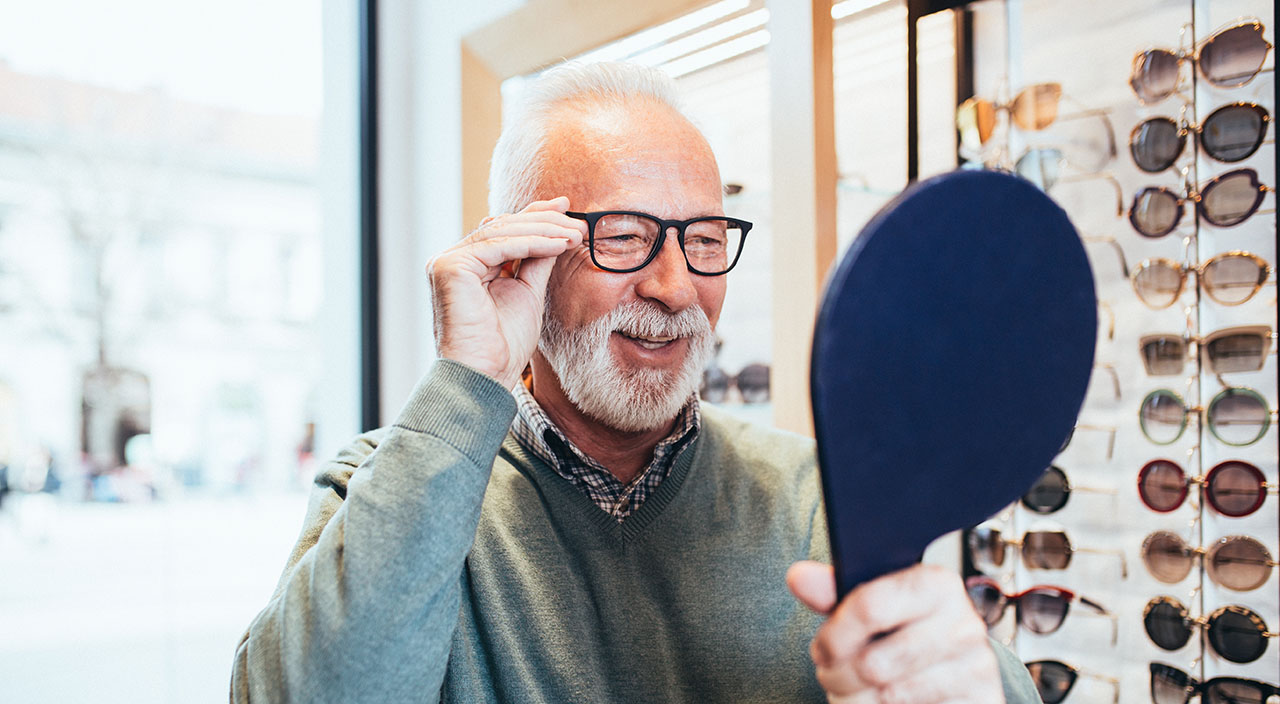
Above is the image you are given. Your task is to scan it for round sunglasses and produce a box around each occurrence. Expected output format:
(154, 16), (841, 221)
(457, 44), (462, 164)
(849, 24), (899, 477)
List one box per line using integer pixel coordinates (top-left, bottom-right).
(1150, 662), (1280, 704)
(1025, 660), (1119, 704)
(1139, 325), (1275, 376)
(1130, 102), (1271, 173)
(1131, 251), (1271, 310)
(956, 82), (1062, 152)
(1143, 596), (1277, 663)
(967, 523), (1128, 577)
(1138, 459), (1276, 517)
(1130, 20), (1274, 104)
(1020, 465), (1114, 514)
(1128, 168), (1274, 238)
(1139, 387), (1276, 446)
(1141, 530), (1278, 591)
(965, 576), (1116, 644)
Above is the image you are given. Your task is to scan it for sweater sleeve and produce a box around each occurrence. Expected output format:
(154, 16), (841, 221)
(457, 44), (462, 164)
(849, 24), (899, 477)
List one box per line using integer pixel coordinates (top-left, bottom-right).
(230, 359), (517, 703)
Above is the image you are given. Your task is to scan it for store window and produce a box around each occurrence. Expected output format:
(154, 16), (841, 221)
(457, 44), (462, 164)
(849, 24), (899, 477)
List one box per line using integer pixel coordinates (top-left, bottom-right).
(0, 1), (358, 700)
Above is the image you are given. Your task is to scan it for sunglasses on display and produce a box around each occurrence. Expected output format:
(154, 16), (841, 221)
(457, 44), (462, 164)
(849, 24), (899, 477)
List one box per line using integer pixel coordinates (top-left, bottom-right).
(1139, 387), (1277, 446)
(1143, 596), (1277, 664)
(1014, 148), (1124, 216)
(1128, 168), (1275, 238)
(1130, 103), (1272, 173)
(1057, 422), (1118, 460)
(1150, 662), (1280, 704)
(1021, 465), (1115, 514)
(1129, 20), (1274, 105)
(965, 576), (1117, 644)
(1141, 530), (1278, 591)
(700, 363), (770, 404)
(564, 210), (751, 275)
(967, 524), (1128, 577)
(1131, 251), (1271, 309)
(1025, 660), (1119, 704)
(956, 83), (1063, 152)
(1138, 458), (1277, 517)
(1140, 325), (1276, 376)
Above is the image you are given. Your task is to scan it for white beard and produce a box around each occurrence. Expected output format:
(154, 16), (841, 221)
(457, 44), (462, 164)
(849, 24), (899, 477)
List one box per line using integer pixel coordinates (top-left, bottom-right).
(538, 300), (715, 432)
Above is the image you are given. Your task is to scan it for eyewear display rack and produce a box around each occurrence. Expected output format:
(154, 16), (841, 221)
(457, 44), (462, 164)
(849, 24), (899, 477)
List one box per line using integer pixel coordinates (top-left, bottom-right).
(942, 0), (1278, 700)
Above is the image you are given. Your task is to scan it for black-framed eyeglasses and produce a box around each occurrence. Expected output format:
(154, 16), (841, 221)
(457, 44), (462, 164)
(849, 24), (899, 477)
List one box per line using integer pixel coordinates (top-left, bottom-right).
(565, 210), (752, 276)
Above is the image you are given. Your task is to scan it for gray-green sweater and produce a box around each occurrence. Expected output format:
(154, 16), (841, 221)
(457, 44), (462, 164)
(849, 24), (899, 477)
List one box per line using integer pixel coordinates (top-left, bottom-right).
(231, 360), (1041, 703)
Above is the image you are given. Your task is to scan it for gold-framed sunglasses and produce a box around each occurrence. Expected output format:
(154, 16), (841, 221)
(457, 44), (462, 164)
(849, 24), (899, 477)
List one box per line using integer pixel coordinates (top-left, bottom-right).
(1129, 19), (1274, 104)
(1128, 168), (1275, 238)
(1139, 325), (1276, 375)
(1130, 102), (1272, 173)
(956, 83), (1063, 152)
(1131, 250), (1271, 309)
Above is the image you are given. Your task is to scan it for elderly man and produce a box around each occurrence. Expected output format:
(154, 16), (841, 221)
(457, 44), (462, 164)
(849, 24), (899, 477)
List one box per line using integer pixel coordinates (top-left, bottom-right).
(232, 62), (1039, 703)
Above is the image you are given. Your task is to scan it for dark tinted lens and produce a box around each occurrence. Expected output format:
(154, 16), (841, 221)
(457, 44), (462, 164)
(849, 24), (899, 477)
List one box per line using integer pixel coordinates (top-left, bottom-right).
(1130, 188), (1183, 237)
(968, 526), (1006, 570)
(1138, 459), (1188, 511)
(1131, 118), (1185, 172)
(1204, 678), (1273, 704)
(965, 579), (1006, 627)
(1141, 335), (1187, 375)
(736, 363), (769, 403)
(1144, 598), (1193, 650)
(700, 366), (730, 403)
(1022, 466), (1070, 513)
(1019, 588), (1070, 634)
(1026, 661), (1077, 704)
(1134, 260), (1187, 308)
(1150, 662), (1194, 704)
(1200, 170), (1265, 228)
(1207, 536), (1274, 591)
(1208, 607), (1269, 663)
(1141, 390), (1189, 444)
(1205, 460), (1266, 517)
(1022, 531), (1071, 570)
(1204, 331), (1268, 373)
(1207, 388), (1270, 446)
(1201, 253), (1267, 305)
(1131, 50), (1182, 103)
(1199, 24), (1271, 86)
(1141, 531), (1195, 583)
(1201, 103), (1269, 162)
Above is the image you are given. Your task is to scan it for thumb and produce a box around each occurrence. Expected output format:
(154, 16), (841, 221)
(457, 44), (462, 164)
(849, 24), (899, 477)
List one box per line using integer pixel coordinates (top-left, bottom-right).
(787, 561), (838, 616)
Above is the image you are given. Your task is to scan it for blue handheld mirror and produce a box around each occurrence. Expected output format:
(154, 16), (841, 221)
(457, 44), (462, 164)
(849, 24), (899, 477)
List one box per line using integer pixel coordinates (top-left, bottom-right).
(810, 170), (1097, 598)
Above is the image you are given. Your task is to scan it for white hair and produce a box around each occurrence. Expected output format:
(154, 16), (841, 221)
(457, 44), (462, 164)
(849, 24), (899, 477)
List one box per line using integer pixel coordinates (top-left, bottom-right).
(487, 62), (688, 216)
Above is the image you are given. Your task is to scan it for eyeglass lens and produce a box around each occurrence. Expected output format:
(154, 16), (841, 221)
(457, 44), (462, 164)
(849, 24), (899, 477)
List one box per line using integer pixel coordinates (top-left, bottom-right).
(1142, 531), (1276, 591)
(1022, 466), (1071, 513)
(1025, 660), (1079, 704)
(1207, 388), (1272, 446)
(586, 212), (746, 274)
(1131, 104), (1270, 173)
(1150, 663), (1280, 704)
(1130, 22), (1271, 103)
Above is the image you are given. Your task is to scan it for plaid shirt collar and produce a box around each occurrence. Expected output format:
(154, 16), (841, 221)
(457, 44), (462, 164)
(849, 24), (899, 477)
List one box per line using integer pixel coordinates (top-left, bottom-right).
(510, 380), (700, 522)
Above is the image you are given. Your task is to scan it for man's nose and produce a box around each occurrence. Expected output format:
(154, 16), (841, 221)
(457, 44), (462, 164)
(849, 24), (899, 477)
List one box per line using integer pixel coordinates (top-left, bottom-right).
(634, 227), (698, 312)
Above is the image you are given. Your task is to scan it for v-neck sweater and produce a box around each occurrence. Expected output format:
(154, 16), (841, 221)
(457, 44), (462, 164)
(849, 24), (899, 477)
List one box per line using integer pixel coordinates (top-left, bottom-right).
(231, 360), (1041, 703)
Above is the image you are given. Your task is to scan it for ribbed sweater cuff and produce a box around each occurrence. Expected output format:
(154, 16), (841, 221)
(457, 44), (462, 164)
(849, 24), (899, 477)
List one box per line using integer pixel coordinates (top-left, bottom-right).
(393, 359), (517, 464)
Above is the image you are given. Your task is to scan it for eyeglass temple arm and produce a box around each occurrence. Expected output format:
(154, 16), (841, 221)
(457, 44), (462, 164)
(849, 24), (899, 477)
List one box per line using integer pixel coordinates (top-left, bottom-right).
(1055, 173), (1124, 216)
(1094, 363), (1121, 401)
(1075, 546), (1128, 578)
(1082, 237), (1130, 278)
(1079, 669), (1120, 704)
(1077, 596), (1119, 646)
(1073, 423), (1117, 460)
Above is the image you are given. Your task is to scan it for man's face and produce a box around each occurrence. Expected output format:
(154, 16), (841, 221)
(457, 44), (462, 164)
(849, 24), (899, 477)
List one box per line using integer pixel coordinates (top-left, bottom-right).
(534, 99), (727, 431)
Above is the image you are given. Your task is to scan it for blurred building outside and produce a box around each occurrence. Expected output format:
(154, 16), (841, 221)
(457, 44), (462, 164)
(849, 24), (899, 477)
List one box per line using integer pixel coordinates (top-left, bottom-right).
(0, 60), (325, 502)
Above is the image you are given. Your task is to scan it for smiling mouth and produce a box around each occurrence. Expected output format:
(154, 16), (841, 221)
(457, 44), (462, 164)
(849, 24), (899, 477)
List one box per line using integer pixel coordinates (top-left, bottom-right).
(618, 331), (679, 350)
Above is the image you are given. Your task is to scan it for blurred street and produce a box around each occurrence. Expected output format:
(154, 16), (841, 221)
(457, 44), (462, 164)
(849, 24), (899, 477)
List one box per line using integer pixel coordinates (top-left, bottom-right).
(0, 492), (309, 703)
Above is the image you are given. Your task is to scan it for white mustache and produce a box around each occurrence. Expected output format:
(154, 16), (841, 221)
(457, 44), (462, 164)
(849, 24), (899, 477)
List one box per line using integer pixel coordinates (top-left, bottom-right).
(604, 301), (711, 340)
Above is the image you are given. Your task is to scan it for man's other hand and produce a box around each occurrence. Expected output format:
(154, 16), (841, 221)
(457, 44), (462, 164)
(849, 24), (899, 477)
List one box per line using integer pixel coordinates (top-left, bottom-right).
(428, 197), (587, 389)
(787, 561), (1006, 704)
